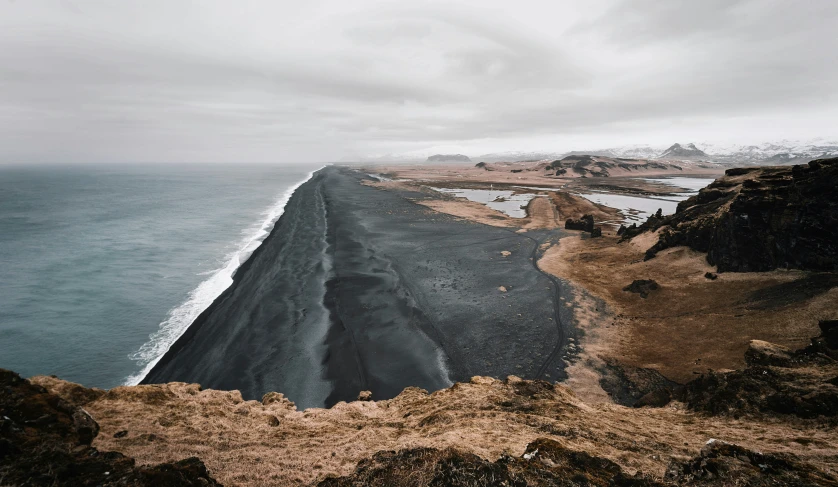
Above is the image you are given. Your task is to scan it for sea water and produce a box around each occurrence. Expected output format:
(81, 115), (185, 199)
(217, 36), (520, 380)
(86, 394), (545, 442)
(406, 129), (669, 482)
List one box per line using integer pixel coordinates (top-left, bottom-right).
(0, 163), (319, 388)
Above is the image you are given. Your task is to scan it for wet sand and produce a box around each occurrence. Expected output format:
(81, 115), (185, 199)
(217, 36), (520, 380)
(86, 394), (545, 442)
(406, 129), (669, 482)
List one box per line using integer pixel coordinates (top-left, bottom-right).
(143, 166), (569, 408)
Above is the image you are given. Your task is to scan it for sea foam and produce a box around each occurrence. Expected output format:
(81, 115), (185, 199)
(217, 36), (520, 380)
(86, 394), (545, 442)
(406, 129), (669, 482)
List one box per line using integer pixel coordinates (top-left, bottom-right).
(124, 167), (323, 386)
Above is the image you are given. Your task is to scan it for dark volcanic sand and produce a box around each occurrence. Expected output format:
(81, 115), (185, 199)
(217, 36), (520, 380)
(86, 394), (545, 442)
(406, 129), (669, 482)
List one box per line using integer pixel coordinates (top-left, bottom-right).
(143, 166), (569, 408)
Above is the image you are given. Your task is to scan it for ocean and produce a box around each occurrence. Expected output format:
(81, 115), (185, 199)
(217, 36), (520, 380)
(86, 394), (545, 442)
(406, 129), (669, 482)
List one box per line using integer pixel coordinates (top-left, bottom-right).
(0, 163), (319, 388)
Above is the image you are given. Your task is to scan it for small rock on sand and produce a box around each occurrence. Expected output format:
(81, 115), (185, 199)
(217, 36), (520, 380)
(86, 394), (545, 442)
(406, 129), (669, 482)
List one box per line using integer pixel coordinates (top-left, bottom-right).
(501, 251), (511, 256)
(498, 286), (508, 292)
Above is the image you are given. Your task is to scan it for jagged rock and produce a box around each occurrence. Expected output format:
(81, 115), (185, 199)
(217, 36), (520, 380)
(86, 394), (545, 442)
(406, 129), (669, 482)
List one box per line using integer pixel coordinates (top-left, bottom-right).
(617, 224), (627, 236)
(665, 439), (838, 486)
(318, 437), (662, 486)
(598, 358), (680, 407)
(357, 390), (373, 401)
(0, 369), (221, 486)
(623, 279), (659, 298)
(629, 157), (838, 272)
(682, 324), (838, 418)
(565, 214), (595, 232)
(321, 436), (838, 486)
(591, 227), (602, 238)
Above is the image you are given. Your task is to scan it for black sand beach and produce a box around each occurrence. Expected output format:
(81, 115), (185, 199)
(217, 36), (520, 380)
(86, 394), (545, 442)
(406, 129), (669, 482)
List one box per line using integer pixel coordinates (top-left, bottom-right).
(143, 166), (570, 408)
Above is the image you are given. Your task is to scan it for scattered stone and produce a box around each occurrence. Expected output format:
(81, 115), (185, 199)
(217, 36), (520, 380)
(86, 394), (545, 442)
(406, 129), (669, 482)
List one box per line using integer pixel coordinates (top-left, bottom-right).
(500, 250), (511, 256)
(357, 390), (373, 401)
(498, 286), (508, 292)
(704, 272), (718, 280)
(623, 279), (660, 298)
(591, 227), (602, 238)
(114, 430), (129, 438)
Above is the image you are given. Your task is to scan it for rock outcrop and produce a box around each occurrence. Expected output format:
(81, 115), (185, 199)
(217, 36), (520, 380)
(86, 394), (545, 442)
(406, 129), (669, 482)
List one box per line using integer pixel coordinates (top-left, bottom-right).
(0, 369), (221, 486)
(320, 437), (838, 486)
(626, 157), (838, 272)
(622, 279), (659, 298)
(682, 321), (838, 419)
(565, 214), (595, 232)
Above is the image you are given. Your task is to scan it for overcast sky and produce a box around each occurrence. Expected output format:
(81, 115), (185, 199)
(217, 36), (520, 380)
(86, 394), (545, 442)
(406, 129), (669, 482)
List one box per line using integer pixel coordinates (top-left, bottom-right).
(1, 1), (836, 163)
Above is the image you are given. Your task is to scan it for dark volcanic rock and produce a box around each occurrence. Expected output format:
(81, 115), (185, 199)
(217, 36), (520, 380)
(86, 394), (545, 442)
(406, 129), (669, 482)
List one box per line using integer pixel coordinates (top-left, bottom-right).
(319, 437), (662, 486)
(591, 227), (602, 238)
(320, 437), (837, 486)
(0, 369), (221, 486)
(565, 214), (595, 232)
(682, 325), (838, 419)
(622, 279), (659, 298)
(598, 358), (680, 407)
(427, 154), (471, 162)
(665, 439), (838, 486)
(628, 157), (838, 272)
(704, 272), (718, 280)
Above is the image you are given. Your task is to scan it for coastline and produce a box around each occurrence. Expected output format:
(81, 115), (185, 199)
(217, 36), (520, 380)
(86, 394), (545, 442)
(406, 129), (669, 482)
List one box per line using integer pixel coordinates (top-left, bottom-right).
(142, 166), (571, 408)
(127, 166), (324, 386)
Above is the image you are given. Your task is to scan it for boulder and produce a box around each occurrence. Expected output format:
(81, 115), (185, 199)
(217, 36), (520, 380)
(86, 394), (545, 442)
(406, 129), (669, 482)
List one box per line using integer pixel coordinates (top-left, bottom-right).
(565, 214), (595, 232)
(633, 388), (672, 408)
(744, 340), (793, 367)
(623, 279), (659, 298)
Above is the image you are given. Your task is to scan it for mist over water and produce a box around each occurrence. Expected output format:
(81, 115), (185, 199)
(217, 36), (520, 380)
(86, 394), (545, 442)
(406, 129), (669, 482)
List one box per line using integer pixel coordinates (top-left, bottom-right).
(0, 163), (319, 388)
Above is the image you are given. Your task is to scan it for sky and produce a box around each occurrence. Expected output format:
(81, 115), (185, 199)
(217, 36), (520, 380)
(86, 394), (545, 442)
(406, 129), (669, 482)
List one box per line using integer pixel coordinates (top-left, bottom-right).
(1, 0), (836, 163)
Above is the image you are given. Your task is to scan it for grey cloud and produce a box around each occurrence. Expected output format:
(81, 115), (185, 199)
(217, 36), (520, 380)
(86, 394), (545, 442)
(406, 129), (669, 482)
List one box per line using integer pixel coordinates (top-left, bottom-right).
(0, 0), (835, 163)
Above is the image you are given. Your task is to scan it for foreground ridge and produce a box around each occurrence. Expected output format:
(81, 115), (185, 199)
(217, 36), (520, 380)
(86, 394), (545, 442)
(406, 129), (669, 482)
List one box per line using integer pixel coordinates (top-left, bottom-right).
(5, 325), (836, 486)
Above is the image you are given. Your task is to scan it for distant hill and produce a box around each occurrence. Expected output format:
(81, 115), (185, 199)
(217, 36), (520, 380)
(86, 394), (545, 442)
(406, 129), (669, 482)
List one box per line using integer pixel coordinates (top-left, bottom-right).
(427, 154), (471, 162)
(658, 143), (708, 160)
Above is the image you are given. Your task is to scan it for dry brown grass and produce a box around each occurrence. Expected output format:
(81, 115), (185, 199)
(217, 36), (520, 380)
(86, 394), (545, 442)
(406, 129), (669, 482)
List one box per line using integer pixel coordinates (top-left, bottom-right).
(539, 234), (838, 384)
(32, 375), (838, 486)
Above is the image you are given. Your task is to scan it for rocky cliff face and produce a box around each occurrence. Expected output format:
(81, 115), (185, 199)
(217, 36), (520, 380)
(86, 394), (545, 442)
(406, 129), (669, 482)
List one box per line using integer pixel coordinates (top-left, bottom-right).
(627, 157), (838, 272)
(0, 369), (221, 486)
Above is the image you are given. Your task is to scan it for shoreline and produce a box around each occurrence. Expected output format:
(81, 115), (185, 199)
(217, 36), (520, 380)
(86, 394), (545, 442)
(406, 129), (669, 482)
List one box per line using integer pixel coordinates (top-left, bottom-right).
(142, 166), (571, 408)
(128, 166), (324, 386)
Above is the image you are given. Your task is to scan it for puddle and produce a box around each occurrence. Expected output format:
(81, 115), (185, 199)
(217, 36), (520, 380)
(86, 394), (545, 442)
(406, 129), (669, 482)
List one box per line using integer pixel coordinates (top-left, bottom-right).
(578, 177), (716, 222)
(430, 187), (539, 218)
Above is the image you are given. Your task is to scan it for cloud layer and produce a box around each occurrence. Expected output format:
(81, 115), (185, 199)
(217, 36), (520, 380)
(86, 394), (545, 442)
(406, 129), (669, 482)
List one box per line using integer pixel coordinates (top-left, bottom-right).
(1, 0), (836, 163)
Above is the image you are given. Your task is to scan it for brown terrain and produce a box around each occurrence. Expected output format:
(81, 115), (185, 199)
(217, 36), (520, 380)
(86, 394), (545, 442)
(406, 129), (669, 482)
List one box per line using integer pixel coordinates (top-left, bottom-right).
(3, 158), (837, 486)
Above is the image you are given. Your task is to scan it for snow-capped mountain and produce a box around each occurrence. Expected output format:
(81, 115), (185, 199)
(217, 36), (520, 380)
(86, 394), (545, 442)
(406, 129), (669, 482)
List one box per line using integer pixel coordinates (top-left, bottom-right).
(353, 139), (838, 165)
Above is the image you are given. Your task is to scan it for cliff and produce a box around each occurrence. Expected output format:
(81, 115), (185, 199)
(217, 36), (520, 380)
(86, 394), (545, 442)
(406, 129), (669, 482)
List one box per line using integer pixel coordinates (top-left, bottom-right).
(625, 157), (838, 272)
(5, 327), (837, 486)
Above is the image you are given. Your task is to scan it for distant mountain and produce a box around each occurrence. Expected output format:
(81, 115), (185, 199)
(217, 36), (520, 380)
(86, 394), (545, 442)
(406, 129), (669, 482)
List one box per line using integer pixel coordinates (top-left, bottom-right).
(354, 139), (838, 166)
(658, 143), (708, 160)
(427, 154), (471, 162)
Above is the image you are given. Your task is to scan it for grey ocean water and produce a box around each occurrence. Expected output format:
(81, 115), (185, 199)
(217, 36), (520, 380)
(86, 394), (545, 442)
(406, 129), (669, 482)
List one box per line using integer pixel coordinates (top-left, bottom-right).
(0, 163), (318, 388)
